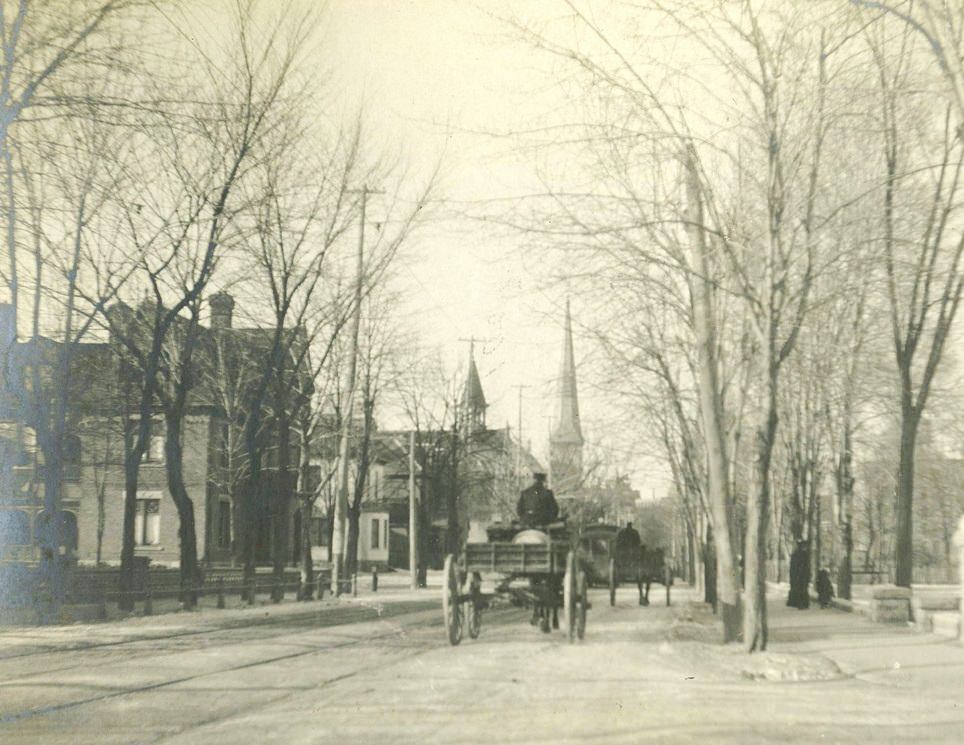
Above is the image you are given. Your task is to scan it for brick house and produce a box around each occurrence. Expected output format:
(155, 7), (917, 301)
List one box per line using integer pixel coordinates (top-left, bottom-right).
(0, 293), (309, 570)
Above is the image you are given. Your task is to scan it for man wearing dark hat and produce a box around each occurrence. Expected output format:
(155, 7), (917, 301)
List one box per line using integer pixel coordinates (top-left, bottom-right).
(517, 472), (559, 528)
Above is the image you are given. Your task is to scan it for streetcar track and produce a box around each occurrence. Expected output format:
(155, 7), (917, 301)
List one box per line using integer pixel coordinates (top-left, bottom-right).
(142, 607), (527, 745)
(0, 609), (444, 692)
(0, 600), (440, 683)
(145, 660), (405, 745)
(0, 607), (447, 727)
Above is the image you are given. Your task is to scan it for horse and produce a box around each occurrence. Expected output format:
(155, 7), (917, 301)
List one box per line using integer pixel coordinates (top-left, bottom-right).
(637, 547), (667, 606)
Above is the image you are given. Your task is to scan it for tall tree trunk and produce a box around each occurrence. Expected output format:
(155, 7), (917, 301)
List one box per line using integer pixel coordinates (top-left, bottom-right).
(241, 433), (261, 602)
(271, 406), (292, 602)
(299, 498), (315, 599)
(744, 373), (779, 652)
(116, 316), (169, 611)
(813, 478), (822, 578)
(345, 504), (361, 580)
(121, 397), (152, 611)
(704, 525), (718, 609)
(164, 411), (199, 609)
(894, 393), (919, 588)
(345, 406), (373, 580)
(297, 440), (315, 600)
(326, 513), (334, 563)
(684, 155), (740, 641)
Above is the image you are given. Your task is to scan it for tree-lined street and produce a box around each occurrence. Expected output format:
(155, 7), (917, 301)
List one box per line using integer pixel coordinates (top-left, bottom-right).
(3, 1), (964, 741)
(2, 584), (963, 744)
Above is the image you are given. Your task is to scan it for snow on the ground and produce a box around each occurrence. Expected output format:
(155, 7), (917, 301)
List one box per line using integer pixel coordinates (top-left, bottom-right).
(659, 601), (843, 683)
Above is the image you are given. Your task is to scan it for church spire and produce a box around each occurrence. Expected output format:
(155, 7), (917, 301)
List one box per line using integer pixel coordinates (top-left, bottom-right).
(552, 299), (583, 444)
(550, 299), (584, 495)
(461, 340), (487, 432)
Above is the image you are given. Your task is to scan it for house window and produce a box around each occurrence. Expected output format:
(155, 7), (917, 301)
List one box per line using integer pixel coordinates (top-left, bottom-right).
(150, 434), (164, 462)
(218, 500), (231, 548)
(134, 499), (161, 546)
(382, 518), (388, 551)
(312, 517), (325, 546)
(142, 430), (165, 463)
(370, 518), (380, 550)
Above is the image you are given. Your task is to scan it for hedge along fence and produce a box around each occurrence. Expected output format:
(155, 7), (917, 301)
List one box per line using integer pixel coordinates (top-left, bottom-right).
(65, 565), (384, 617)
(3, 563), (382, 623)
(66, 566), (331, 612)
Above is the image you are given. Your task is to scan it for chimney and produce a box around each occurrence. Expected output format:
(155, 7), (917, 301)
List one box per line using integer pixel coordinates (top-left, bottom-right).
(106, 301), (134, 333)
(209, 292), (235, 329)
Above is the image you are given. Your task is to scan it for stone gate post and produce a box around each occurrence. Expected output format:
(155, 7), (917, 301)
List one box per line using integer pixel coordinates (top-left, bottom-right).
(954, 514), (964, 641)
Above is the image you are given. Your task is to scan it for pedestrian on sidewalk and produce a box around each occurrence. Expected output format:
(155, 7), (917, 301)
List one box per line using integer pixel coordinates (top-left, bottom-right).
(787, 540), (810, 609)
(816, 568), (834, 609)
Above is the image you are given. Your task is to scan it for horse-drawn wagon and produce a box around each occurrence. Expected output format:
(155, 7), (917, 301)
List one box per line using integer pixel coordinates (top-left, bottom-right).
(441, 523), (590, 645)
(578, 524), (673, 607)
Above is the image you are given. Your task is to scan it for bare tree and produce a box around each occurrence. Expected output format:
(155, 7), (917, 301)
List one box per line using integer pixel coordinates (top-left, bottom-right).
(853, 1), (964, 121)
(864, 19), (964, 587)
(1, 0), (143, 329)
(98, 0), (313, 608)
(11, 71), (143, 617)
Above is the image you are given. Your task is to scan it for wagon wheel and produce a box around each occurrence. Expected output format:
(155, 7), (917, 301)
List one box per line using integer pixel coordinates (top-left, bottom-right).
(442, 554), (462, 646)
(466, 572), (482, 639)
(576, 569), (588, 640)
(564, 551), (577, 642)
(608, 557), (616, 607)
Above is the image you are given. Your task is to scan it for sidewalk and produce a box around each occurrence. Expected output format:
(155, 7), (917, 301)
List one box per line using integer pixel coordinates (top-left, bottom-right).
(0, 574), (442, 659)
(770, 595), (964, 689)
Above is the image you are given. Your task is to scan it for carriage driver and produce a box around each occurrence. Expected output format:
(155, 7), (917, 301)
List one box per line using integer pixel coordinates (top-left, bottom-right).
(517, 472), (559, 528)
(615, 521), (642, 563)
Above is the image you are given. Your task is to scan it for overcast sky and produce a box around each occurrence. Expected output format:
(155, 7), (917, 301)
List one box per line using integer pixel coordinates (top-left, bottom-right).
(318, 1), (671, 494)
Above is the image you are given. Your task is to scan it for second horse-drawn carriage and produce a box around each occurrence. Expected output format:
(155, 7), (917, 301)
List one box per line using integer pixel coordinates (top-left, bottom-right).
(441, 522), (590, 645)
(579, 524), (673, 607)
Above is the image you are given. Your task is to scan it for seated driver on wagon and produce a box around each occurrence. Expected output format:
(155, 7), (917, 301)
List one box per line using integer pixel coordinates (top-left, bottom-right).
(517, 472), (561, 628)
(517, 472), (559, 528)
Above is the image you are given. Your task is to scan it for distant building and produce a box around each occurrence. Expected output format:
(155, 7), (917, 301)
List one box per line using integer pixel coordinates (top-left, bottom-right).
(309, 344), (543, 571)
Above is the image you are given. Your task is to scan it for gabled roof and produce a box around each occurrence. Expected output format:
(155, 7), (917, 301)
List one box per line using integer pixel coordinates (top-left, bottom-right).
(105, 298), (312, 416)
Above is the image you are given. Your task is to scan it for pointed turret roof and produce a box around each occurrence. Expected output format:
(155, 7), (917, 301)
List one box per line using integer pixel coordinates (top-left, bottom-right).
(462, 342), (487, 414)
(552, 299), (583, 444)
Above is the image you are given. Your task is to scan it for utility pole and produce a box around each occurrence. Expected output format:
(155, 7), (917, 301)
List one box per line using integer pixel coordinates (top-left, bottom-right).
(545, 415), (554, 489)
(513, 384), (530, 488)
(409, 430), (418, 590)
(331, 185), (381, 595)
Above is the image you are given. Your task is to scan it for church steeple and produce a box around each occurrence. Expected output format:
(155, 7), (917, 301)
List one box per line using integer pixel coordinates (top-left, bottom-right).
(550, 299), (583, 494)
(461, 341), (487, 433)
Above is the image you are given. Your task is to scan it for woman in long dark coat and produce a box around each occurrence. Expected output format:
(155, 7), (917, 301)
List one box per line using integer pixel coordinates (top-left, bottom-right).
(787, 540), (810, 609)
(816, 568), (834, 608)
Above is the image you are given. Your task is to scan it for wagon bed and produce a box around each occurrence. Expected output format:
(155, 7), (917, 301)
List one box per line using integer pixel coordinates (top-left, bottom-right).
(463, 541), (569, 575)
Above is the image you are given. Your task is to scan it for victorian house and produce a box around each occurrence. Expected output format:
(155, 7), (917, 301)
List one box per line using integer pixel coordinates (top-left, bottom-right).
(0, 293), (310, 573)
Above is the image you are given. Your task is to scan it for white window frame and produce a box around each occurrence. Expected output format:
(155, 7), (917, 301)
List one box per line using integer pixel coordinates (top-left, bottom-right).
(133, 491), (163, 546)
